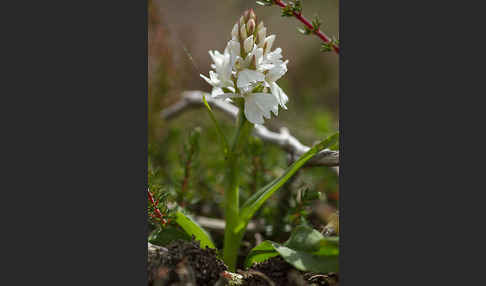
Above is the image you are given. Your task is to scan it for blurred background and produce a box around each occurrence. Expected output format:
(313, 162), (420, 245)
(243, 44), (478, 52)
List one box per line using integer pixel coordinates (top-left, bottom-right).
(149, 0), (339, 249)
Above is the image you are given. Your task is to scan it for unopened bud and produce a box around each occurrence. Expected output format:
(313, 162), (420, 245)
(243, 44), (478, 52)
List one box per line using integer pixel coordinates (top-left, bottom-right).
(244, 10), (250, 22)
(244, 35), (254, 54)
(248, 9), (257, 21)
(239, 15), (245, 26)
(247, 19), (256, 35)
(250, 54), (257, 69)
(240, 24), (248, 41)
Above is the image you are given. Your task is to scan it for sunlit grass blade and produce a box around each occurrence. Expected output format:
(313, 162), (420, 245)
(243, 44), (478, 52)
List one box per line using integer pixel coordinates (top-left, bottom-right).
(175, 210), (216, 249)
(239, 133), (339, 224)
(202, 94), (229, 156)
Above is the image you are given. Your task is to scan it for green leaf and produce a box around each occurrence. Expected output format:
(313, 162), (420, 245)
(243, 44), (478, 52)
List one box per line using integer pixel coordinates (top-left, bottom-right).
(320, 43), (333, 52)
(330, 142), (339, 151)
(272, 243), (339, 273)
(298, 26), (312, 35)
(244, 241), (280, 269)
(148, 225), (191, 246)
(245, 226), (339, 273)
(202, 94), (229, 156)
(284, 225), (325, 252)
(175, 211), (216, 249)
(311, 16), (322, 31)
(281, 5), (294, 17)
(285, 225), (339, 255)
(238, 133), (339, 227)
(293, 0), (303, 13)
(321, 37), (339, 53)
(329, 134), (339, 150)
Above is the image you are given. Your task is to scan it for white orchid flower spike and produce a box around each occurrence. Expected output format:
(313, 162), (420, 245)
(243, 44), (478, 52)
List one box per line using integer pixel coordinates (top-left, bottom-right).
(200, 9), (289, 125)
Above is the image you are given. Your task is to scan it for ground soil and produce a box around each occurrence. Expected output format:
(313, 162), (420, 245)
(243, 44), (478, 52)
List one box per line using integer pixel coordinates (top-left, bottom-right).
(148, 239), (227, 286)
(242, 256), (339, 286)
(148, 240), (338, 286)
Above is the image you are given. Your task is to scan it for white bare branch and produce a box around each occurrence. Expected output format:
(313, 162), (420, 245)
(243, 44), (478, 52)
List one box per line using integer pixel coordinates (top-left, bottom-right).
(148, 242), (168, 258)
(195, 216), (263, 232)
(160, 91), (339, 167)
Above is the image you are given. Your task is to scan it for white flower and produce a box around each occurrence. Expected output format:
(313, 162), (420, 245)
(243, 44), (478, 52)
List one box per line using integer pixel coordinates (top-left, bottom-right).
(262, 35), (276, 54)
(266, 59), (288, 83)
(200, 41), (239, 97)
(215, 69), (282, 124)
(244, 92), (280, 124)
(214, 91), (279, 125)
(236, 69), (264, 92)
(269, 81), (288, 110)
(200, 9), (289, 125)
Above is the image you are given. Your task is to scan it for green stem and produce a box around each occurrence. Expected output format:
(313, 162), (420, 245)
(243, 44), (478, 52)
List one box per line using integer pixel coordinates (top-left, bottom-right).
(223, 99), (253, 271)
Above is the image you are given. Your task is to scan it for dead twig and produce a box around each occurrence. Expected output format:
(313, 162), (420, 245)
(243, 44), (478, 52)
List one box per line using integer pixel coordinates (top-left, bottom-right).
(161, 91), (339, 169)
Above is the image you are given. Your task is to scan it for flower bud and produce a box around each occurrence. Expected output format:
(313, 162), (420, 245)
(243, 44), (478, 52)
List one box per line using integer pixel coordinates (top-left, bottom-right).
(248, 9), (257, 22)
(250, 54), (257, 69)
(244, 35), (254, 54)
(247, 19), (256, 35)
(244, 10), (250, 22)
(240, 24), (247, 41)
(239, 15), (245, 26)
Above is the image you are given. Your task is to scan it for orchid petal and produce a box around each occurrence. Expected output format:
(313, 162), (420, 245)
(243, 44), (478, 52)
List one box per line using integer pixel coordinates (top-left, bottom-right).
(237, 69), (265, 89)
(244, 35), (254, 54)
(266, 60), (288, 82)
(244, 92), (279, 124)
(269, 82), (288, 109)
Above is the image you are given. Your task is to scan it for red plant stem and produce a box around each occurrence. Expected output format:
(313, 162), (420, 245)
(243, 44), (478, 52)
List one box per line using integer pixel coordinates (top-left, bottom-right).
(273, 0), (340, 54)
(147, 189), (167, 225)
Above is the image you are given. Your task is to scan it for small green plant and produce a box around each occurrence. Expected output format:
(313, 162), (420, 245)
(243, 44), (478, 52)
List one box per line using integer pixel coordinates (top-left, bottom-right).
(197, 9), (338, 270)
(148, 8), (339, 273)
(147, 163), (173, 227)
